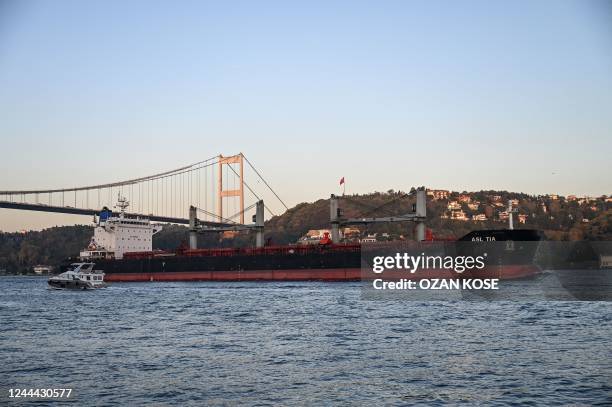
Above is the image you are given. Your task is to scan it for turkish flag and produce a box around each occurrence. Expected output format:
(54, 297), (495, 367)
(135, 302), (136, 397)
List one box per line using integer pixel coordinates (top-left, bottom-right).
(339, 177), (345, 185)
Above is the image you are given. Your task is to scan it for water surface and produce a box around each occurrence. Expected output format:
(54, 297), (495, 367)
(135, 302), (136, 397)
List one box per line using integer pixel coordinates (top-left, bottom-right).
(1, 276), (611, 405)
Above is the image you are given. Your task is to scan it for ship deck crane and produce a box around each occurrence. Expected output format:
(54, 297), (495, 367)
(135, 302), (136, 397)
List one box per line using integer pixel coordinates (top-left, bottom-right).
(188, 200), (265, 249)
(330, 187), (427, 242)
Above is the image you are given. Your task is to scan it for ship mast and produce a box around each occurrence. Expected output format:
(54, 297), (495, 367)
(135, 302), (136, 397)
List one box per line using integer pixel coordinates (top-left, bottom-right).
(507, 199), (516, 230)
(115, 193), (129, 218)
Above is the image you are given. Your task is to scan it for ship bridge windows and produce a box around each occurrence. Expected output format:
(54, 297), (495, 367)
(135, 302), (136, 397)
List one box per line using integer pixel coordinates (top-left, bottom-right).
(119, 220), (148, 226)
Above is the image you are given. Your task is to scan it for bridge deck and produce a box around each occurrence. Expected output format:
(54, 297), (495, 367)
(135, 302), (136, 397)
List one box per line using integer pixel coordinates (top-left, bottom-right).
(0, 201), (232, 227)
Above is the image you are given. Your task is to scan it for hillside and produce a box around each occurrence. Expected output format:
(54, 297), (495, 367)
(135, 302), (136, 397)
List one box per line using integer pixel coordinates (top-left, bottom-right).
(0, 225), (92, 275)
(264, 190), (611, 244)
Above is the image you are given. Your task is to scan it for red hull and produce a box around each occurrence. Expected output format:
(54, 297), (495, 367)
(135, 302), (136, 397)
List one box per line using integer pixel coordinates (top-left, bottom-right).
(105, 268), (364, 282)
(465, 264), (541, 280)
(104, 265), (540, 282)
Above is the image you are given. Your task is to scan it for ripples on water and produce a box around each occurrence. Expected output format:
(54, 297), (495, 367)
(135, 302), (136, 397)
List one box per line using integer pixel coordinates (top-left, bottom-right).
(1, 276), (611, 405)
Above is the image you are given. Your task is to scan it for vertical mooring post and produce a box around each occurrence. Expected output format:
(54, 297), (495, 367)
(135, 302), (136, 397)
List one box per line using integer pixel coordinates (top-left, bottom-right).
(189, 205), (198, 249)
(415, 187), (426, 241)
(330, 194), (340, 243)
(254, 200), (265, 248)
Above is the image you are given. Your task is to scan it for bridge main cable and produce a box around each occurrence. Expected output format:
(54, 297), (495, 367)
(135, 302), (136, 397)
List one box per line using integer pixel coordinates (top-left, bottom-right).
(242, 153), (289, 211)
(0, 156), (219, 195)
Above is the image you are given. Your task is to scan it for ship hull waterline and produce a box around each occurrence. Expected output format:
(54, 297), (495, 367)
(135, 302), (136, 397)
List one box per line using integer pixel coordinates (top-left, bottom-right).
(102, 265), (541, 282)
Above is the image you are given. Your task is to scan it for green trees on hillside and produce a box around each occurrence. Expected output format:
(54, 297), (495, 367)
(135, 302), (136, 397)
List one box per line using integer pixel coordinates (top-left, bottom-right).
(0, 225), (92, 274)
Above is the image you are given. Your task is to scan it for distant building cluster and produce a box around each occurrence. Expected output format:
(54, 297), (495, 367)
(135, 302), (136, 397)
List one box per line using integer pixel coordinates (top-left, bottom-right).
(297, 228), (400, 244)
(427, 190), (450, 200)
(431, 189), (611, 225)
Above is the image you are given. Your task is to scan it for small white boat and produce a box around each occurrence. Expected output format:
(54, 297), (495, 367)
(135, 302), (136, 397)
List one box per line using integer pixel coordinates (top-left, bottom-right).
(33, 265), (53, 274)
(48, 262), (107, 290)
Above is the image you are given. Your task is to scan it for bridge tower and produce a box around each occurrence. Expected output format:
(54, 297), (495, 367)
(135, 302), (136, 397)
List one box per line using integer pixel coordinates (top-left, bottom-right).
(217, 153), (245, 224)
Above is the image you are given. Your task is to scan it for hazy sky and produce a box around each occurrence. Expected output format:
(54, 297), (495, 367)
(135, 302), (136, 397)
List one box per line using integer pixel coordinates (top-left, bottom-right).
(1, 0), (611, 232)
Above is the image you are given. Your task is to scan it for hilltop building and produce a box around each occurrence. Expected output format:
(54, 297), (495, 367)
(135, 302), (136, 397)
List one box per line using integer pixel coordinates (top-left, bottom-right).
(450, 210), (469, 221)
(427, 189), (450, 200)
(458, 194), (471, 203)
(447, 201), (461, 211)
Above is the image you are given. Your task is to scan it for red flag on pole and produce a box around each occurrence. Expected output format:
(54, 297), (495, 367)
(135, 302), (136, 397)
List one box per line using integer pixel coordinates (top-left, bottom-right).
(339, 177), (345, 185)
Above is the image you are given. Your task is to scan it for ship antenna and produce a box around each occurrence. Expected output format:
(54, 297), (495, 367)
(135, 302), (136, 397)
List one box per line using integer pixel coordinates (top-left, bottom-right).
(115, 192), (130, 215)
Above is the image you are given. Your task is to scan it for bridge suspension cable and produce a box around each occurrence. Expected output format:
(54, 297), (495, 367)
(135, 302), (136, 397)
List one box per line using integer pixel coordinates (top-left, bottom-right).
(224, 159), (276, 217)
(0, 156), (219, 195)
(242, 154), (289, 211)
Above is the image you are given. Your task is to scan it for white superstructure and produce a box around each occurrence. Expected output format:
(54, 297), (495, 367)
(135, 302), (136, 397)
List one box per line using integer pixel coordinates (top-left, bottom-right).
(80, 195), (162, 260)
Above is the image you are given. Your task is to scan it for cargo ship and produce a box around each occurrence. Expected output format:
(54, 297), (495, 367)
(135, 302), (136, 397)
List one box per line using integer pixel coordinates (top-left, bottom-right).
(61, 197), (543, 282)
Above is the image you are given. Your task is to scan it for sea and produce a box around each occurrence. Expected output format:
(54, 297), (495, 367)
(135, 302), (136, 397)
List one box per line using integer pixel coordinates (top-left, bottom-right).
(1, 276), (611, 406)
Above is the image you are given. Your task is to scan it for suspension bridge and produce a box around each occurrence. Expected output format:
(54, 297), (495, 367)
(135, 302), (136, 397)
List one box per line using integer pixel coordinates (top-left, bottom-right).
(0, 153), (288, 228)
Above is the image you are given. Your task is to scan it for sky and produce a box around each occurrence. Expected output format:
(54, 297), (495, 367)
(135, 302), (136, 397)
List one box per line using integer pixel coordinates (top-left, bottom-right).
(0, 0), (611, 232)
